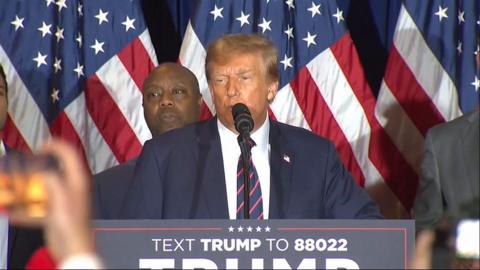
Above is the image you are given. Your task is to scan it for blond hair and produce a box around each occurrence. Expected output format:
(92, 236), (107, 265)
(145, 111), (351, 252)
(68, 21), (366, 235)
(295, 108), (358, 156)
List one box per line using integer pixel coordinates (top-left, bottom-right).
(205, 33), (279, 83)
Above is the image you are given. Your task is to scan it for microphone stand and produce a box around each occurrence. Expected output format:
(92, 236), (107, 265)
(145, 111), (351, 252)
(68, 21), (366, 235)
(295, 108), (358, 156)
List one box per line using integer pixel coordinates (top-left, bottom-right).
(237, 134), (252, 219)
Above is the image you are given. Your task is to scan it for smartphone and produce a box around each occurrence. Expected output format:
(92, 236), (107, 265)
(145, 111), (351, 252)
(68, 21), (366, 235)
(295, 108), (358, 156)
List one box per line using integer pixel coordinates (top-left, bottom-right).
(0, 153), (59, 225)
(455, 219), (480, 259)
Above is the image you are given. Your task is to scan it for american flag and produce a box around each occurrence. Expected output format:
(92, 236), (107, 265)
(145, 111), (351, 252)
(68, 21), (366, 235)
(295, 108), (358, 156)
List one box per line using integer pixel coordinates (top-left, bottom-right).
(376, 1), (479, 212)
(0, 0), (157, 174)
(179, 0), (417, 217)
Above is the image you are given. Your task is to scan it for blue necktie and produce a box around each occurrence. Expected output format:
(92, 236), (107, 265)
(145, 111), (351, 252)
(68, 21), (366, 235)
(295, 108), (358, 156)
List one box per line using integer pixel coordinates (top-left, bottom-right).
(236, 140), (263, 219)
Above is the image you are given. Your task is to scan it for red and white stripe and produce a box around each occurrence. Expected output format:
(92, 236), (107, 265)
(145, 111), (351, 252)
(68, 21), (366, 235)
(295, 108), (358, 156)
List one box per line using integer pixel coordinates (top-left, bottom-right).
(376, 3), (462, 197)
(62, 92), (116, 174)
(0, 45), (50, 153)
(2, 29), (157, 174)
(179, 23), (215, 114)
(179, 22), (415, 216)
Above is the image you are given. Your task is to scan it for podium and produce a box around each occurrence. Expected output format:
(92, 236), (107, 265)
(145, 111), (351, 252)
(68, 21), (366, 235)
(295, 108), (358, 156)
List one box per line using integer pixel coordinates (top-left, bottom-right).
(93, 219), (414, 269)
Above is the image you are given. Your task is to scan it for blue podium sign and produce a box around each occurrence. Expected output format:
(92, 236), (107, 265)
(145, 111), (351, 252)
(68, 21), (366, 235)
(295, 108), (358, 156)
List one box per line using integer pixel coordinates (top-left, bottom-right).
(93, 219), (414, 269)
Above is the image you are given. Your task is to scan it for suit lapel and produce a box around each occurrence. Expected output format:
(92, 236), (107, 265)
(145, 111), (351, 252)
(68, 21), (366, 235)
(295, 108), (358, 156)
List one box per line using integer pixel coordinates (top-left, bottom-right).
(268, 120), (294, 219)
(196, 119), (229, 218)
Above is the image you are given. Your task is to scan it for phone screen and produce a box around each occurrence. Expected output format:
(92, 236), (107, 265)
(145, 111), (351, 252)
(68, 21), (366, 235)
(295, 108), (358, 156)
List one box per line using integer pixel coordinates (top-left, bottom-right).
(455, 219), (480, 259)
(0, 153), (59, 224)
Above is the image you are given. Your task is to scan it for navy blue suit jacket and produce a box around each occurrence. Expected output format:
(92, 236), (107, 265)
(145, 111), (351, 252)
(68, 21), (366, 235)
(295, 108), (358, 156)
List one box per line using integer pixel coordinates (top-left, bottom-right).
(120, 118), (381, 219)
(92, 158), (137, 219)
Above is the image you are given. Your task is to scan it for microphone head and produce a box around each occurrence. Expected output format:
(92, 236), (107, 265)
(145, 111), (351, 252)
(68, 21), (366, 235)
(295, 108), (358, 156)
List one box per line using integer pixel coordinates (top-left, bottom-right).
(232, 103), (254, 135)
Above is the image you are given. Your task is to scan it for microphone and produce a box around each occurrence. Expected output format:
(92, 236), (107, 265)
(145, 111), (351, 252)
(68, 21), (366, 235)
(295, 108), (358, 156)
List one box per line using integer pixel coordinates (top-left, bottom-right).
(232, 103), (254, 219)
(232, 103), (254, 138)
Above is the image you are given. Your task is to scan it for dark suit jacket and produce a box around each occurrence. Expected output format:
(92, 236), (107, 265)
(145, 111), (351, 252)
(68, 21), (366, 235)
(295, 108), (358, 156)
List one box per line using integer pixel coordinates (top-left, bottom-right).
(120, 118), (381, 219)
(414, 111), (479, 230)
(92, 158), (137, 219)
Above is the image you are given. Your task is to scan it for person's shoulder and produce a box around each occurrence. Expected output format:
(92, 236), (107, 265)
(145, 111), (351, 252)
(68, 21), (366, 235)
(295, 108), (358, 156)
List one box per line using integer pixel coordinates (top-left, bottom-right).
(428, 111), (479, 140)
(93, 158), (137, 180)
(146, 119), (212, 147)
(272, 120), (333, 149)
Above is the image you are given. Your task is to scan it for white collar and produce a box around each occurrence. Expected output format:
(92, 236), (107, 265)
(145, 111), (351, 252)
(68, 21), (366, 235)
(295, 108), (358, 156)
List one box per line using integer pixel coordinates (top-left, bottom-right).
(217, 115), (270, 151)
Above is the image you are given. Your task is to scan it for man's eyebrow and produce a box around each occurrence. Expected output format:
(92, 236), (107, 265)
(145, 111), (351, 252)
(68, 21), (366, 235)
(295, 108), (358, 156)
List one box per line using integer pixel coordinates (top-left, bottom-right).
(236, 69), (253, 74)
(144, 86), (161, 91)
(171, 82), (187, 87)
(211, 72), (228, 76)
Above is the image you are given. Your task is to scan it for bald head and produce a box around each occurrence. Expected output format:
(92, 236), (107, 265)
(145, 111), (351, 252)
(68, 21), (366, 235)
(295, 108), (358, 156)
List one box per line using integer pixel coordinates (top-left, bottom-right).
(142, 63), (202, 137)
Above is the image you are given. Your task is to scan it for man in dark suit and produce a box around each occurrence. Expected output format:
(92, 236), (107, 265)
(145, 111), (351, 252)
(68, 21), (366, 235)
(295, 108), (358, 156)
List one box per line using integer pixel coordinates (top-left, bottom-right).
(413, 37), (480, 230)
(1, 64), (44, 269)
(0, 63), (9, 269)
(92, 63), (202, 219)
(120, 34), (381, 219)
(413, 110), (479, 230)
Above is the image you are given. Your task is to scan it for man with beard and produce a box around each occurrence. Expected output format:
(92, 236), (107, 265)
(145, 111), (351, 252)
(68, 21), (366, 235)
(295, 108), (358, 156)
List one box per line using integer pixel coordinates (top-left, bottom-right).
(92, 63), (202, 218)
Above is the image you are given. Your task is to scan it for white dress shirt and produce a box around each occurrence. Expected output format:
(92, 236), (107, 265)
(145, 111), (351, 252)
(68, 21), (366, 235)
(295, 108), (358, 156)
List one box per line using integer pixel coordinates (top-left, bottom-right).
(217, 117), (271, 219)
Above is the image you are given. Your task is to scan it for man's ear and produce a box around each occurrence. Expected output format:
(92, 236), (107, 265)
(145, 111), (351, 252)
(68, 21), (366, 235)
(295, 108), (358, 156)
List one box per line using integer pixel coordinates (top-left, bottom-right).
(267, 81), (278, 102)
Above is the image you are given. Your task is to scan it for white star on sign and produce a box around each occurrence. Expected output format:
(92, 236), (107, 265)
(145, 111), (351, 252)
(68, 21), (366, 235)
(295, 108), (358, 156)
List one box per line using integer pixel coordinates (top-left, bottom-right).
(284, 25), (294, 40)
(38, 21), (52, 37)
(90, 39), (105, 55)
(11, 15), (25, 31)
(472, 76), (480, 92)
(256, 226), (262, 232)
(285, 0), (295, 10)
(258, 17), (272, 33)
(303, 31), (317, 48)
(55, 26), (64, 42)
(228, 226), (234, 232)
(55, 0), (67, 12)
(237, 226), (244, 232)
(264, 226), (271, 232)
(53, 57), (62, 73)
(332, 8), (344, 23)
(458, 10), (465, 24)
(210, 5), (223, 21)
(247, 226), (253, 232)
(236, 11), (250, 27)
(33, 52), (48, 68)
(122, 16), (136, 32)
(95, 9), (109, 25)
(74, 62), (84, 78)
(308, 2), (321, 18)
(51, 88), (60, 103)
(280, 54), (293, 70)
(435, 6), (448, 22)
